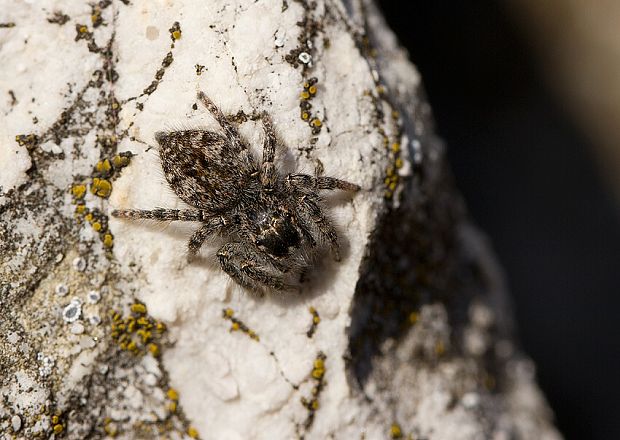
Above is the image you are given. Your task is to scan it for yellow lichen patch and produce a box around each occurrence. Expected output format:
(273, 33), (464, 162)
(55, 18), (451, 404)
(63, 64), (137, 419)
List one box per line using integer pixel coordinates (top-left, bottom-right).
(104, 418), (118, 437)
(79, 25), (88, 33)
(91, 177), (112, 198)
(222, 308), (260, 341)
(391, 142), (401, 153)
(168, 401), (177, 413)
(103, 233), (114, 248)
(53, 424), (64, 434)
(148, 343), (160, 357)
(96, 158), (112, 173)
(311, 366), (325, 380)
(70, 151), (132, 250)
(112, 153), (130, 168)
(310, 352), (326, 380)
(306, 306), (321, 338)
(109, 307), (167, 357)
(71, 184), (87, 199)
(299, 77), (322, 132)
(187, 426), (199, 438)
(300, 352), (327, 430)
(408, 311), (419, 325)
(15, 133), (38, 148)
(130, 303), (147, 315)
(137, 329), (152, 344)
(390, 423), (403, 439)
(169, 21), (182, 43)
(167, 388), (179, 401)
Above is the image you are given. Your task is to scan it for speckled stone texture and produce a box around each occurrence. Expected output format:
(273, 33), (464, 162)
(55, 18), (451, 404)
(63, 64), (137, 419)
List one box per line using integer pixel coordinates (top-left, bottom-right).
(0, 1), (561, 439)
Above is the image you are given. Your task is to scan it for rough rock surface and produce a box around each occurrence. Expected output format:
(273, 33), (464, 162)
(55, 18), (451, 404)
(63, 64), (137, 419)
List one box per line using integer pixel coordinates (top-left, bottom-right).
(0, 1), (561, 439)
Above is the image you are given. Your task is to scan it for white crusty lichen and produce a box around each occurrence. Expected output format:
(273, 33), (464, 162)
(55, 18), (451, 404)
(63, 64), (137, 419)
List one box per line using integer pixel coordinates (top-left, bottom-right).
(0, 1), (561, 439)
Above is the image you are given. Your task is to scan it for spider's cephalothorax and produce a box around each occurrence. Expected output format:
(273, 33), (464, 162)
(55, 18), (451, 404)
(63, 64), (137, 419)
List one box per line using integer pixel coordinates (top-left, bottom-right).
(112, 92), (359, 292)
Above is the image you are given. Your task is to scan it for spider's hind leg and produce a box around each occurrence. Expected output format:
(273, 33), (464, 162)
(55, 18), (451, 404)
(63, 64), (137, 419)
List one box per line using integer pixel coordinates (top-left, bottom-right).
(112, 208), (204, 221)
(260, 112), (278, 190)
(197, 91), (243, 148)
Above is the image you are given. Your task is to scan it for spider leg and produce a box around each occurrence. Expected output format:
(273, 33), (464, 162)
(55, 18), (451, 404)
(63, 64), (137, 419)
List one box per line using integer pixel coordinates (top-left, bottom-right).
(299, 195), (341, 261)
(197, 91), (243, 148)
(286, 173), (360, 192)
(260, 112), (278, 190)
(187, 217), (224, 260)
(293, 213), (317, 248)
(112, 208), (204, 221)
(217, 242), (289, 292)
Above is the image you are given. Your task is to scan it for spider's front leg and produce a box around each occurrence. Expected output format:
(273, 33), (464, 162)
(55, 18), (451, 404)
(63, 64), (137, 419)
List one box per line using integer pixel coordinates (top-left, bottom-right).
(285, 174), (360, 192)
(298, 195), (342, 261)
(217, 242), (289, 292)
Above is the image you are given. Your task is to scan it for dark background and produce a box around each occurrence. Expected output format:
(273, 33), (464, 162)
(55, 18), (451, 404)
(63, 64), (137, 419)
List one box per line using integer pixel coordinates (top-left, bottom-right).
(376, 1), (620, 439)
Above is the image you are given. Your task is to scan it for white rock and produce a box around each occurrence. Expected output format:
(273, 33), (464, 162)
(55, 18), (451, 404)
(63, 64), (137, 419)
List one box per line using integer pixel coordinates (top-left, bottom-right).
(0, 1), (562, 439)
(70, 323), (85, 335)
(11, 415), (21, 432)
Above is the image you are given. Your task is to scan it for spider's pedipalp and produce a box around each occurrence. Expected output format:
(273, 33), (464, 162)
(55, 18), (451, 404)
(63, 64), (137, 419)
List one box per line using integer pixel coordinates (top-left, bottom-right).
(217, 242), (289, 292)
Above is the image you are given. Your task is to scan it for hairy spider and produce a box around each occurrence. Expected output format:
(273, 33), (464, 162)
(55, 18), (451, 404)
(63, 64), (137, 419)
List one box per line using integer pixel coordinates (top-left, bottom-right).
(112, 92), (359, 292)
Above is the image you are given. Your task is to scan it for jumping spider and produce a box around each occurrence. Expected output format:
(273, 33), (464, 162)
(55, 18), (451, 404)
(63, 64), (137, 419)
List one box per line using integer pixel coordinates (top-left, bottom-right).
(112, 92), (359, 292)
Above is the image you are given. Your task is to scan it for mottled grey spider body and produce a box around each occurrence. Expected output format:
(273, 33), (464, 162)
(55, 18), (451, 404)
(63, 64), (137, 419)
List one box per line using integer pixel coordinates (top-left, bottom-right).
(112, 92), (359, 292)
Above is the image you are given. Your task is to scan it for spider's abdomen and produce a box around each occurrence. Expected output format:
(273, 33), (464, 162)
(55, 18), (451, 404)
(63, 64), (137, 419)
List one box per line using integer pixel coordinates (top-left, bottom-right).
(157, 130), (255, 212)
